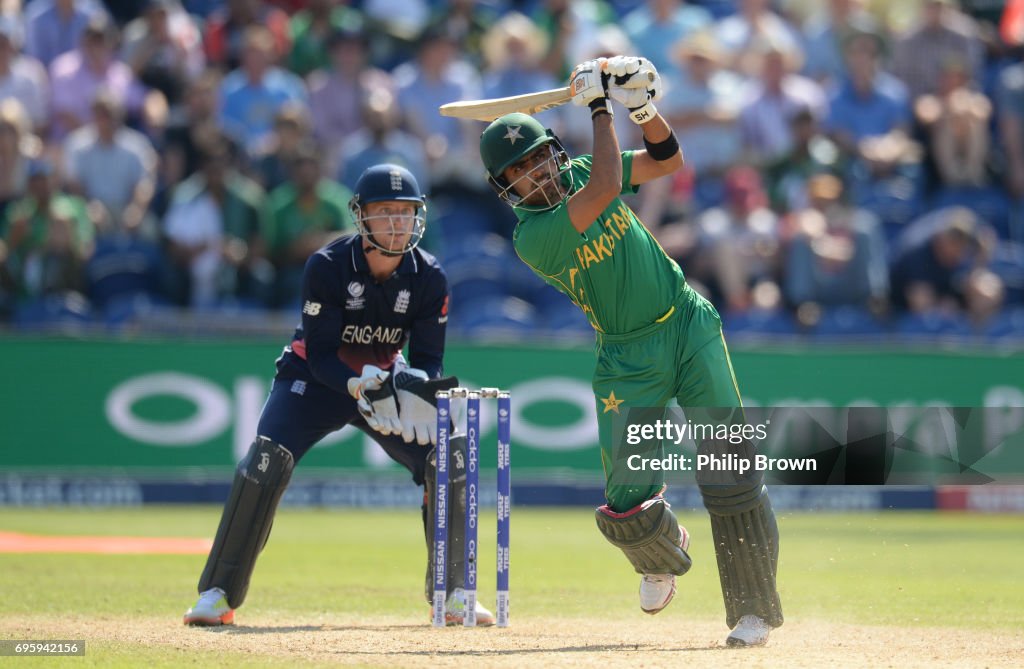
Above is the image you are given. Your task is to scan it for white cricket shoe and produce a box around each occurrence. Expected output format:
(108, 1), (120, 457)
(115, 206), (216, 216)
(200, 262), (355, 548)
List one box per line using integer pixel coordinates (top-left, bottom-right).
(183, 587), (235, 626)
(639, 574), (676, 614)
(429, 587), (496, 626)
(726, 614), (770, 647)
(639, 524), (690, 615)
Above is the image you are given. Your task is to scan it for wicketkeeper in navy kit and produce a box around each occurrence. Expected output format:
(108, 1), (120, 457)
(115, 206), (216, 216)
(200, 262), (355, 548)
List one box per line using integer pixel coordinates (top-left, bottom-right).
(183, 164), (493, 627)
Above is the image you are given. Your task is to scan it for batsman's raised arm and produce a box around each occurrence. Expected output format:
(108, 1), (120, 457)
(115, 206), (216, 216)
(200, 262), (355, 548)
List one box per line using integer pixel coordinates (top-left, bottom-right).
(603, 56), (684, 185)
(628, 113), (683, 185)
(564, 58), (622, 233)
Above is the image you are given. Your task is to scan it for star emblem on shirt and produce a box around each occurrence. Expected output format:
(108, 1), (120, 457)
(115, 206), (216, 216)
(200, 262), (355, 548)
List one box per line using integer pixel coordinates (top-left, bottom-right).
(601, 391), (624, 414)
(504, 126), (523, 144)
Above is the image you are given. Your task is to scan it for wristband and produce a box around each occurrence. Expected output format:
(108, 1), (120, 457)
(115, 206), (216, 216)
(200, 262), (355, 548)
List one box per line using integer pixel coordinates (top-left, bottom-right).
(589, 97), (613, 119)
(643, 131), (679, 161)
(627, 100), (658, 125)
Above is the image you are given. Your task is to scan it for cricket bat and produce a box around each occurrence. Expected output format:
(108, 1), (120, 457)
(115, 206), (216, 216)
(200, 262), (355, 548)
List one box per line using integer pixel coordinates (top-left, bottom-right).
(438, 71), (655, 122)
(438, 87), (572, 122)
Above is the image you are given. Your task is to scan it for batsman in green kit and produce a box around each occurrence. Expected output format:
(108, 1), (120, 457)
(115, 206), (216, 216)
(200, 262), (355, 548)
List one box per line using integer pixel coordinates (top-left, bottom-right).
(479, 56), (782, 646)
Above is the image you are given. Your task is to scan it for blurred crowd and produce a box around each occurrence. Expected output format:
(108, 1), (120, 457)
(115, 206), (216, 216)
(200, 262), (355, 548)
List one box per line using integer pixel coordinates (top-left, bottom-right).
(1, 0), (1023, 340)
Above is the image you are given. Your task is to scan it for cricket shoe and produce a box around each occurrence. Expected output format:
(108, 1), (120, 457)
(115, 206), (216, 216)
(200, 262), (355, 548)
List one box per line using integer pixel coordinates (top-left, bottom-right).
(429, 588), (496, 626)
(726, 614), (770, 647)
(639, 524), (690, 615)
(183, 587), (235, 626)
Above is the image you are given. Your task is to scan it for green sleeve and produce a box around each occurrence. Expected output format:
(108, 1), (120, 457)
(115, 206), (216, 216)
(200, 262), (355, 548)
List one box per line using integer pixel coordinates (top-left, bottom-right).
(512, 205), (584, 274)
(620, 150), (639, 195)
(571, 152), (639, 196)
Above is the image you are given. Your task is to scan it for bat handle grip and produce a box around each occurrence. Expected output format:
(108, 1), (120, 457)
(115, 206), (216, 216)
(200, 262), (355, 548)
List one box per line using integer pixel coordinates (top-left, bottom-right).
(611, 72), (656, 86)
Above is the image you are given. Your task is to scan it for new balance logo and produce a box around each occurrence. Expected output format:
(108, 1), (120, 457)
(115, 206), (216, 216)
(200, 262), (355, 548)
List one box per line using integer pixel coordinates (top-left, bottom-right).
(302, 301), (321, 316)
(291, 380), (307, 395)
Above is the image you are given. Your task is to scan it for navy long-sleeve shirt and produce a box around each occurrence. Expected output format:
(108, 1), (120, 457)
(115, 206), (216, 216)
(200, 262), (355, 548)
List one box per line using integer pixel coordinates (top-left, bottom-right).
(275, 234), (450, 394)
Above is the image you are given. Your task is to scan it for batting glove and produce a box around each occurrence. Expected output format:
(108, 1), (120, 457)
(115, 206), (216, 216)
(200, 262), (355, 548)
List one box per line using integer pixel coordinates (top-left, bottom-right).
(347, 365), (402, 436)
(570, 58), (611, 115)
(604, 56), (648, 87)
(607, 57), (662, 124)
(609, 85), (658, 124)
(394, 369), (460, 446)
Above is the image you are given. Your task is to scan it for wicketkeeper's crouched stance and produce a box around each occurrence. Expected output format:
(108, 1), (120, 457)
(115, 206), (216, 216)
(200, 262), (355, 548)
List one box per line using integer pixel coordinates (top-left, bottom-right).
(183, 164), (493, 627)
(479, 56), (782, 646)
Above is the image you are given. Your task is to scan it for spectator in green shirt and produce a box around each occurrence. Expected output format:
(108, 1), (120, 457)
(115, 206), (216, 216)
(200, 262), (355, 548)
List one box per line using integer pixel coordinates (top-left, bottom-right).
(1, 158), (94, 303)
(264, 141), (354, 307)
(163, 135), (273, 307)
(287, 0), (364, 78)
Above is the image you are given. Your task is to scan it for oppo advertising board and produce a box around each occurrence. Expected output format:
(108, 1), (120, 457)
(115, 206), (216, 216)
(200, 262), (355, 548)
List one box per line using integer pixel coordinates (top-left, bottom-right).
(1, 338), (1022, 483)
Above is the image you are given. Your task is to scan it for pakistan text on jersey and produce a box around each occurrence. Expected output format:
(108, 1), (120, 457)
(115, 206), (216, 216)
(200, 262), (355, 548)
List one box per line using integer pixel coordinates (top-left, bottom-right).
(341, 324), (405, 345)
(574, 204), (633, 271)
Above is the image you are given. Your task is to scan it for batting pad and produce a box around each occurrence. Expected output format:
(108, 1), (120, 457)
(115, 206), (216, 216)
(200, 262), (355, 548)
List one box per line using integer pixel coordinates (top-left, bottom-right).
(199, 437), (294, 609)
(704, 484), (784, 628)
(595, 496), (692, 576)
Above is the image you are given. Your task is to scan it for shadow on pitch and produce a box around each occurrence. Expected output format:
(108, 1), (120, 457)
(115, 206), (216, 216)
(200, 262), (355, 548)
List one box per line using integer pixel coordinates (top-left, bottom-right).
(335, 643), (722, 657)
(208, 624), (426, 634)
(205, 626), (721, 653)
(205, 622), (720, 651)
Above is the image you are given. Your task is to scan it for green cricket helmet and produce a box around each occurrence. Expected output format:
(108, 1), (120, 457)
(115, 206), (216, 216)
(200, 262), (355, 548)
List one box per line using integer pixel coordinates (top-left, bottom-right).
(479, 113), (572, 210)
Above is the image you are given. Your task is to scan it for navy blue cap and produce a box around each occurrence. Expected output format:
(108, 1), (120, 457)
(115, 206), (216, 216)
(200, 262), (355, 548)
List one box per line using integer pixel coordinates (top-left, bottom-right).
(353, 164), (424, 205)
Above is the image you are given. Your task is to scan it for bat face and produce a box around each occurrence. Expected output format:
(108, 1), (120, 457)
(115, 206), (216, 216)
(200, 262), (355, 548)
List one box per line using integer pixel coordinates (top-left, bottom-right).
(438, 87), (571, 122)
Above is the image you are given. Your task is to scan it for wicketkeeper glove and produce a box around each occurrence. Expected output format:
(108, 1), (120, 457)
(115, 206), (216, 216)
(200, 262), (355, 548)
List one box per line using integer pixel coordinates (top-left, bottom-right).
(347, 365), (402, 436)
(393, 369), (460, 446)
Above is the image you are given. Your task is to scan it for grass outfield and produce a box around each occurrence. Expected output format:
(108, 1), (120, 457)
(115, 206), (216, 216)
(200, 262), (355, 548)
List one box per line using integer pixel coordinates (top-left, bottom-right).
(0, 507), (1021, 668)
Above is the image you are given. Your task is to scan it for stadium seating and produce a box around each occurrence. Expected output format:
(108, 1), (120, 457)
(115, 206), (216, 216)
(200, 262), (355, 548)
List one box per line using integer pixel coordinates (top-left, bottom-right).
(809, 306), (887, 339)
(720, 308), (799, 336)
(893, 311), (974, 338)
(451, 296), (539, 339)
(13, 293), (92, 332)
(928, 187), (1013, 240)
